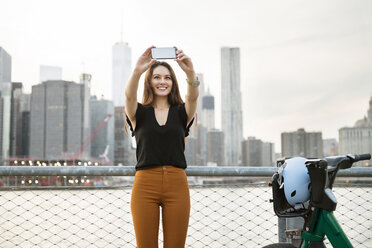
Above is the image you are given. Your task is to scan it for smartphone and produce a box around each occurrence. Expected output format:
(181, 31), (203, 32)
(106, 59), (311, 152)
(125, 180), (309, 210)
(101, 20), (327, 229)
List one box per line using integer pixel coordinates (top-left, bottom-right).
(151, 47), (177, 59)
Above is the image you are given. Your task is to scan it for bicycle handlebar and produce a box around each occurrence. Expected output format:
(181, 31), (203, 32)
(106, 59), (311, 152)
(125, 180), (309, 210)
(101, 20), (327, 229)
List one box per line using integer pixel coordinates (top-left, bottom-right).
(349, 154), (371, 163)
(324, 153), (371, 171)
(270, 153), (371, 216)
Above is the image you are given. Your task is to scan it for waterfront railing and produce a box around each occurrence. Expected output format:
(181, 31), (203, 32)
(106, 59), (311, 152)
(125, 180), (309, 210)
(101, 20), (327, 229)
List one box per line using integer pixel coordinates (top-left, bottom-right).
(0, 166), (371, 247)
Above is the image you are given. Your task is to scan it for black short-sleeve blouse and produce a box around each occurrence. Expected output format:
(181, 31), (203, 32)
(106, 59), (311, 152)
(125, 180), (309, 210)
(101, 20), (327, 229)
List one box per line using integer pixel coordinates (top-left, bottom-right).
(126, 103), (194, 170)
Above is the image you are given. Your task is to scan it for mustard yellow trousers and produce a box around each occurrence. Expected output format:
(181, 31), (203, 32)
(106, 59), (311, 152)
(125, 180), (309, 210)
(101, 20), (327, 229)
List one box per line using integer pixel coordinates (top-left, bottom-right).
(131, 165), (190, 248)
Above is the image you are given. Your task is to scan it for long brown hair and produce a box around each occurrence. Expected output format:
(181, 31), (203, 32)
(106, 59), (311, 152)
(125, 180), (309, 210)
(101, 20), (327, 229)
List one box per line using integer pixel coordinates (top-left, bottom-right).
(142, 61), (184, 107)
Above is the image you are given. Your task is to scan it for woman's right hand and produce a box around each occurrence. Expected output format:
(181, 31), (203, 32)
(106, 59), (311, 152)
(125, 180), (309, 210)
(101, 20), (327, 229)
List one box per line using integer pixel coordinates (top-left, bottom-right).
(134, 46), (157, 75)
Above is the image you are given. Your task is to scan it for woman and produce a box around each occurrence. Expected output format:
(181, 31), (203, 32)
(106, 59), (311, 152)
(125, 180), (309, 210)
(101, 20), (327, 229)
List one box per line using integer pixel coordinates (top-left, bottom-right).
(125, 46), (199, 248)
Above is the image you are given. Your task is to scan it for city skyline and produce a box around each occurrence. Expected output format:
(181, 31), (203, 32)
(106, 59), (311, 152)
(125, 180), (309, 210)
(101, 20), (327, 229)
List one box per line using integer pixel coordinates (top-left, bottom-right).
(1, 0), (371, 152)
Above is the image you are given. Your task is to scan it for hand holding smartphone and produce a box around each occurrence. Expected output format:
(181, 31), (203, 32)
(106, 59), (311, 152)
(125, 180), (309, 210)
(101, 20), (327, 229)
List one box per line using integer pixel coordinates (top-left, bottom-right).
(151, 47), (177, 59)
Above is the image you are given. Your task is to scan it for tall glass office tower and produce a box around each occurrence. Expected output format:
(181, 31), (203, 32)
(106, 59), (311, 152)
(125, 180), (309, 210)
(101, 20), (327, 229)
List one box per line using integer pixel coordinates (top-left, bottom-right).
(221, 47), (243, 166)
(0, 47), (12, 160)
(29, 80), (90, 160)
(112, 42), (131, 107)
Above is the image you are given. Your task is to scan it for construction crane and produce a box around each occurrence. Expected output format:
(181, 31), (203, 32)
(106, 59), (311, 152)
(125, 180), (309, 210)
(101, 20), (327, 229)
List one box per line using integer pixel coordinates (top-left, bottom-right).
(70, 114), (113, 160)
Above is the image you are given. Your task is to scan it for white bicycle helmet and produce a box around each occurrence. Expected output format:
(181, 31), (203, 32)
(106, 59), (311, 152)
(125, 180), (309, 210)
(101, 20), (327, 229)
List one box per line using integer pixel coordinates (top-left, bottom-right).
(280, 157), (311, 206)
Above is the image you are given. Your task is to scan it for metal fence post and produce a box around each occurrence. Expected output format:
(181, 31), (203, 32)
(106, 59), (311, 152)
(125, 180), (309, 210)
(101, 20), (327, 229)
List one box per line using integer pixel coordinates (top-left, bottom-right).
(286, 217), (304, 244)
(278, 217), (287, 242)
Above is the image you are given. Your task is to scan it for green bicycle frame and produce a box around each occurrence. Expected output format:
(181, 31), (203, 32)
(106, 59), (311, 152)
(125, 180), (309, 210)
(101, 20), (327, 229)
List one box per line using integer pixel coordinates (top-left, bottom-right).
(300, 208), (353, 248)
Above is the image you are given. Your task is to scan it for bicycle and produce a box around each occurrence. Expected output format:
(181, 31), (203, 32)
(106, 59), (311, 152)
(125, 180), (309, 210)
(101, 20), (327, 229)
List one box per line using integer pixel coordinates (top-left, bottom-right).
(263, 153), (371, 248)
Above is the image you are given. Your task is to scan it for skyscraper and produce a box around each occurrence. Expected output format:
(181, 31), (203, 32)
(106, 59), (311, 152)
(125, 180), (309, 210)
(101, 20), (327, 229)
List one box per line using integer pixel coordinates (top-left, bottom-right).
(0, 47), (11, 83)
(10, 82), (31, 157)
(339, 96), (372, 166)
(281, 128), (323, 158)
(112, 42), (131, 106)
(29, 80), (90, 160)
(241, 137), (275, 166)
(185, 137), (198, 166)
(221, 47), (243, 165)
(242, 137), (262, 167)
(196, 125), (207, 166)
(0, 47), (12, 161)
(207, 129), (225, 166)
(90, 96), (114, 164)
(261, 142), (275, 167)
(201, 90), (215, 131)
(0, 83), (11, 160)
(80, 73), (92, 156)
(114, 106), (136, 166)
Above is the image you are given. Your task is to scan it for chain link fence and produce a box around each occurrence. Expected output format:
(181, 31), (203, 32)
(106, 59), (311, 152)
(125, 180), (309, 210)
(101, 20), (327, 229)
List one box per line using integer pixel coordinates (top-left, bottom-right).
(0, 167), (371, 247)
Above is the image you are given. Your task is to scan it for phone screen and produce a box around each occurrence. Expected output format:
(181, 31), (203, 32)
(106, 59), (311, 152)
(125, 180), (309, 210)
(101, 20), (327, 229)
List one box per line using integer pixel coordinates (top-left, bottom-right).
(151, 47), (177, 59)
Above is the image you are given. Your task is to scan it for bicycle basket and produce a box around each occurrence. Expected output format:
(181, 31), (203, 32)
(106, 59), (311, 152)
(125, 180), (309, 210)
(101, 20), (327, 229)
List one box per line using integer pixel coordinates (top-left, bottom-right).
(270, 160), (310, 218)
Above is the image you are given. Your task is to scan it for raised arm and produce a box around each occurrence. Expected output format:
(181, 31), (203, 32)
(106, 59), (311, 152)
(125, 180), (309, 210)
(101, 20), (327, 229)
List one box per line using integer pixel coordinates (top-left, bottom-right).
(125, 46), (156, 129)
(175, 49), (199, 125)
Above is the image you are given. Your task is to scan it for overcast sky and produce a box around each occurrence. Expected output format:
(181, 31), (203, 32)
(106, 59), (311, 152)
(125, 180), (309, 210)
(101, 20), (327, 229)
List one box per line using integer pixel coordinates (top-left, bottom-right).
(1, 0), (371, 152)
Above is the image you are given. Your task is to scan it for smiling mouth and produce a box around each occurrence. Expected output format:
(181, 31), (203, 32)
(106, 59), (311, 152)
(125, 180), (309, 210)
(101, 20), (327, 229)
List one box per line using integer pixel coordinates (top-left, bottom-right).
(157, 87), (168, 91)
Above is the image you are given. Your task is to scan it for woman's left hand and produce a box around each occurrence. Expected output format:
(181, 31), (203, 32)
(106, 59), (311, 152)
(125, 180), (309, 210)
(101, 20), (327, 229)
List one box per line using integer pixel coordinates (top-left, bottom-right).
(175, 49), (196, 79)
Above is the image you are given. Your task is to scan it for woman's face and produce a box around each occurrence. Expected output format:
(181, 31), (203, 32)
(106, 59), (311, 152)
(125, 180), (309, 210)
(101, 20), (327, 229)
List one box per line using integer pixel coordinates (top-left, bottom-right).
(150, 65), (173, 97)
